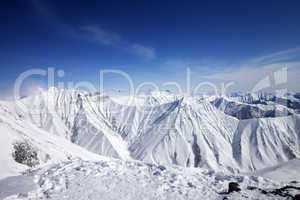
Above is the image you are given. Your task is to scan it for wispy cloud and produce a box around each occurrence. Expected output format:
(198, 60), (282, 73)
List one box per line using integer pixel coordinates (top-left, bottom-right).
(250, 48), (300, 65)
(150, 48), (300, 93)
(82, 25), (156, 60)
(82, 26), (121, 46)
(30, 1), (156, 60)
(202, 48), (300, 92)
(130, 43), (156, 60)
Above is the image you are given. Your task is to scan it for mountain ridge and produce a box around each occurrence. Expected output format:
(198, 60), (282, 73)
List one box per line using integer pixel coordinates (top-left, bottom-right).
(0, 87), (299, 179)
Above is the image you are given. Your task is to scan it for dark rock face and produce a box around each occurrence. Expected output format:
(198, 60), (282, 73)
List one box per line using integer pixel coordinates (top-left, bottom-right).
(246, 184), (300, 199)
(228, 182), (241, 193)
(157, 165), (166, 171)
(187, 182), (195, 188)
(211, 97), (294, 120)
(294, 194), (300, 200)
(220, 182), (300, 199)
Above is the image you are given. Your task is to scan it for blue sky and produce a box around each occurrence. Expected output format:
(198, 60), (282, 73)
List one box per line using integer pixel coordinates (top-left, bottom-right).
(1, 0), (300, 97)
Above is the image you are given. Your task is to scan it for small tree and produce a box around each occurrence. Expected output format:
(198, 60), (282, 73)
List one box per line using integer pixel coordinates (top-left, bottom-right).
(12, 140), (39, 167)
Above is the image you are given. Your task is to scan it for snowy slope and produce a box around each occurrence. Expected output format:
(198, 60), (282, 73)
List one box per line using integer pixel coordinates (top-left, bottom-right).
(233, 115), (300, 171)
(0, 98), (103, 179)
(135, 98), (240, 172)
(3, 159), (294, 200)
(253, 159), (300, 182)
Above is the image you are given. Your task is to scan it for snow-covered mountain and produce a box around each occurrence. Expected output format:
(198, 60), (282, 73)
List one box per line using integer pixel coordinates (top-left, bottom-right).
(211, 96), (296, 119)
(1, 87), (300, 176)
(1, 87), (300, 199)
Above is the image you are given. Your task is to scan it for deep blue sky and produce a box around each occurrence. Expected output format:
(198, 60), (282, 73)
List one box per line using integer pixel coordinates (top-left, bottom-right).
(1, 0), (300, 95)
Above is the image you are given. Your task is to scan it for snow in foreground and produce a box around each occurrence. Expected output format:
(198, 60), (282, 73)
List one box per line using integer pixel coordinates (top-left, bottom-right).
(3, 158), (299, 200)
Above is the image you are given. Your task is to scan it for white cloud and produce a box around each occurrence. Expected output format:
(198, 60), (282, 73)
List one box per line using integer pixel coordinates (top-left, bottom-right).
(82, 26), (156, 60)
(154, 48), (300, 94)
(30, 1), (156, 60)
(82, 26), (121, 46)
(0, 80), (46, 101)
(202, 48), (300, 92)
(131, 44), (156, 60)
(250, 48), (300, 65)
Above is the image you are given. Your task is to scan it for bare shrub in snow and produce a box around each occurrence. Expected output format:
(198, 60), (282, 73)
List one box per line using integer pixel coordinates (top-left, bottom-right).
(12, 140), (39, 167)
